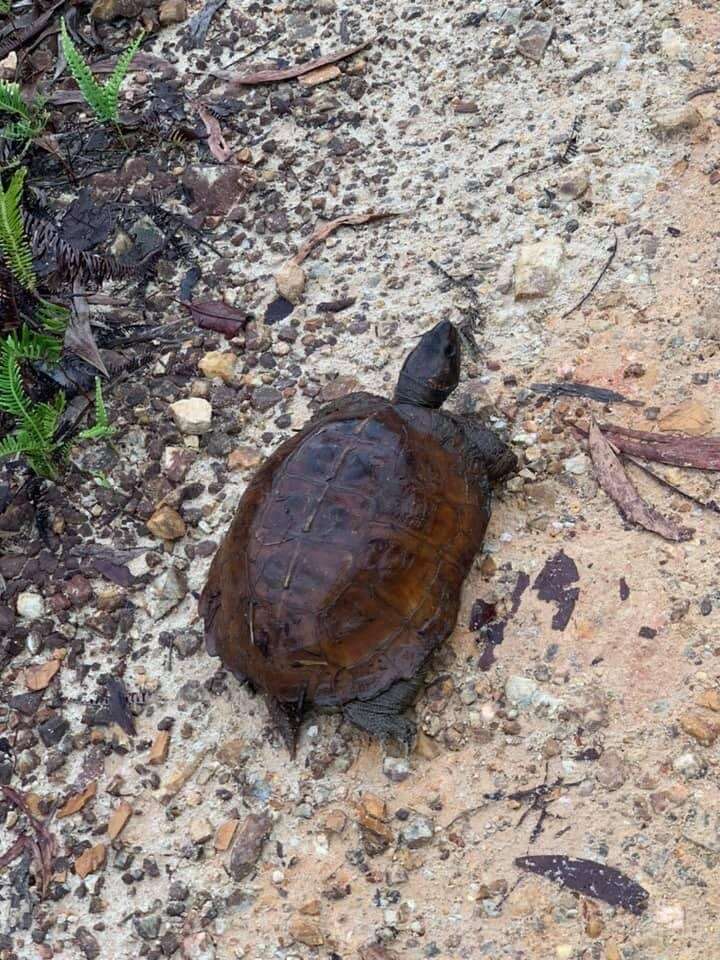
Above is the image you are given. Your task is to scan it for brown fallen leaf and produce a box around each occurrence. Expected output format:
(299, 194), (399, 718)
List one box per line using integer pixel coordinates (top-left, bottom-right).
(196, 105), (232, 163)
(57, 782), (97, 819)
(1, 786), (56, 898)
(588, 420), (692, 542)
(75, 842), (106, 879)
(291, 211), (400, 267)
(182, 300), (248, 338)
(516, 855), (648, 915)
(25, 659), (60, 691)
(64, 289), (108, 377)
(107, 801), (133, 840)
(226, 41), (370, 86)
(298, 64), (341, 86)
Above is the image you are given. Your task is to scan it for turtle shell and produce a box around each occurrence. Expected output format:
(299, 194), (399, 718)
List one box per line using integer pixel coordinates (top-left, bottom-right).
(200, 393), (492, 707)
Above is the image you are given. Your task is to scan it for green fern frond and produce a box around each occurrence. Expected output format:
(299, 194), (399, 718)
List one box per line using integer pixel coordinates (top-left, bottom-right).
(0, 82), (30, 122)
(0, 330), (65, 476)
(60, 19), (144, 124)
(103, 31), (145, 117)
(0, 338), (30, 418)
(7, 324), (58, 363)
(0, 168), (35, 290)
(78, 376), (114, 440)
(36, 298), (70, 335)
(93, 375), (109, 427)
(60, 20), (109, 120)
(0, 82), (48, 142)
(0, 0), (11, 14)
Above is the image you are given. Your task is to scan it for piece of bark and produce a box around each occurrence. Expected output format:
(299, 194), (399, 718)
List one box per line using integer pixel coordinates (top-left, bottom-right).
(588, 420), (692, 542)
(148, 731), (170, 765)
(75, 843), (106, 879)
(58, 782), (97, 819)
(107, 801), (133, 840)
(580, 420), (720, 471)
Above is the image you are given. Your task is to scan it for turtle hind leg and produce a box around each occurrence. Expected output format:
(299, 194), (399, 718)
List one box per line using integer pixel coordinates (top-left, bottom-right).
(343, 675), (423, 748)
(266, 693), (305, 758)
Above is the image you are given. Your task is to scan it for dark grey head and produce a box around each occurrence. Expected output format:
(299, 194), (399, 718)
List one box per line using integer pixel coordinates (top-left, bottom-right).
(393, 320), (461, 408)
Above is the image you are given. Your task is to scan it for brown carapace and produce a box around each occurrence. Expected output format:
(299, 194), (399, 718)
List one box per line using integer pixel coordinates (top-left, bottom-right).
(199, 320), (516, 752)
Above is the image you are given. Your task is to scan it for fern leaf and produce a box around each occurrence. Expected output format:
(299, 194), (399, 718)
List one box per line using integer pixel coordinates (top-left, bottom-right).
(8, 324), (58, 363)
(94, 376), (108, 427)
(0, 82), (48, 142)
(0, 81), (31, 122)
(0, 168), (35, 290)
(60, 19), (110, 122)
(35, 298), (70, 336)
(78, 376), (114, 440)
(0, 431), (26, 459)
(0, 339), (29, 417)
(103, 31), (144, 119)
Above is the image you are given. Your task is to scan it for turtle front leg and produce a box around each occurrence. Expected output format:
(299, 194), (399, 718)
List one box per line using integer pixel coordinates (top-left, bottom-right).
(343, 675), (423, 747)
(463, 422), (517, 482)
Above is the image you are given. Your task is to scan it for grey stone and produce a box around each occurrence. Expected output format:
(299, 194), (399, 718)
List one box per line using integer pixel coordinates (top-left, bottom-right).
(228, 813), (272, 880)
(133, 915), (161, 941)
(505, 676), (537, 707)
(517, 21), (554, 63)
(151, 567), (188, 620)
(399, 815), (435, 848)
(683, 804), (720, 853)
(653, 105), (701, 136)
(383, 757), (411, 782)
(596, 750), (626, 791)
(514, 238), (564, 299)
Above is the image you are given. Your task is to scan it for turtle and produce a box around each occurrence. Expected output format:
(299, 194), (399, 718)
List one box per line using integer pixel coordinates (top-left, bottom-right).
(199, 319), (516, 752)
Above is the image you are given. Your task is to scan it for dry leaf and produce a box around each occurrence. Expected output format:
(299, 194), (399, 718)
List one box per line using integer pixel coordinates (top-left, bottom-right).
(182, 300), (248, 338)
(197, 105), (232, 163)
(227, 41), (370, 85)
(292, 211), (399, 267)
(298, 64), (341, 86)
(64, 291), (108, 377)
(107, 801), (133, 840)
(516, 855), (649, 914)
(588, 420), (692, 542)
(75, 843), (106, 879)
(1, 786), (56, 898)
(25, 659), (59, 691)
(58, 782), (97, 819)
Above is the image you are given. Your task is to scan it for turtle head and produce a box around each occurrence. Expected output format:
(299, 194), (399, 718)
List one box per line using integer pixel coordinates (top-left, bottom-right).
(394, 320), (460, 408)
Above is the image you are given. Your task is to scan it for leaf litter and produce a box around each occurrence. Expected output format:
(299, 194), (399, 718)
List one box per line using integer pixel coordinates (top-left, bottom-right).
(223, 41), (372, 86)
(0, 786), (56, 898)
(588, 420), (693, 542)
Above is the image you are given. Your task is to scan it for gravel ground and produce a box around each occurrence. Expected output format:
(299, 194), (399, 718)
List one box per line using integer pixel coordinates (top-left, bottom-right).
(2, 0), (720, 958)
